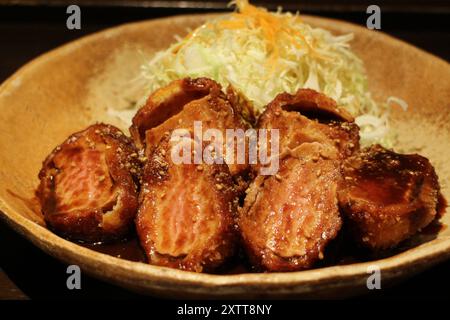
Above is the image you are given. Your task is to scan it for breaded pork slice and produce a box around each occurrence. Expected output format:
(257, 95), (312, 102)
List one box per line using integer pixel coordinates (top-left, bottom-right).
(257, 88), (359, 162)
(338, 144), (440, 250)
(136, 136), (237, 272)
(130, 77), (250, 178)
(239, 143), (343, 272)
(37, 124), (141, 242)
(130, 77), (222, 148)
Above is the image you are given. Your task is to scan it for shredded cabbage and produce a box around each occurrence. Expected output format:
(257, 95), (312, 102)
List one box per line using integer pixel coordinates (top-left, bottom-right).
(115, 0), (407, 147)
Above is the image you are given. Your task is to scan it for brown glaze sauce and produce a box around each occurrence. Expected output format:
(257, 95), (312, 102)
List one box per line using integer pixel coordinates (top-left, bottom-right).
(80, 236), (254, 274)
(346, 148), (434, 206)
(80, 236), (147, 263)
(6, 189), (448, 274)
(77, 197), (448, 273)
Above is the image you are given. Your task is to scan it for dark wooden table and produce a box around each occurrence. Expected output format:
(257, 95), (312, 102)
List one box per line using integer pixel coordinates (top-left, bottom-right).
(1, 2), (449, 300)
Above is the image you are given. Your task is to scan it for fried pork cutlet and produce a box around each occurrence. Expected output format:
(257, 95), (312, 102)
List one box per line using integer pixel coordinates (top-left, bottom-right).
(239, 143), (342, 271)
(239, 89), (357, 271)
(130, 77), (222, 149)
(129, 78), (249, 175)
(257, 88), (359, 164)
(36, 124), (141, 242)
(136, 136), (237, 272)
(338, 144), (440, 250)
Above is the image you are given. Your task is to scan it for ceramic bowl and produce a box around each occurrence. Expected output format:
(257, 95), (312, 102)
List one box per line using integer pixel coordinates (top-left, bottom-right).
(0, 14), (449, 298)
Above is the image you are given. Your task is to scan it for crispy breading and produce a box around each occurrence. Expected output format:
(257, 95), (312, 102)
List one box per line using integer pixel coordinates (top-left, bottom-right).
(36, 124), (141, 242)
(136, 136), (237, 272)
(338, 145), (440, 250)
(239, 143), (342, 271)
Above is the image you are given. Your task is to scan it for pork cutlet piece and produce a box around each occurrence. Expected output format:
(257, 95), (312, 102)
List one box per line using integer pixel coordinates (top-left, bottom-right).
(338, 145), (440, 250)
(257, 88), (359, 163)
(136, 136), (237, 272)
(37, 124), (141, 242)
(130, 77), (250, 178)
(130, 77), (222, 148)
(239, 143), (342, 271)
(237, 89), (354, 271)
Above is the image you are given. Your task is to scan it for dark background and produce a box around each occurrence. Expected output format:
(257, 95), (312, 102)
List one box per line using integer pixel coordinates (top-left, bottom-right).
(0, 0), (449, 300)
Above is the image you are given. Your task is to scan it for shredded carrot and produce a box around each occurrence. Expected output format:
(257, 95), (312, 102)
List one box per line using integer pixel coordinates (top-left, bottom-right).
(174, 1), (318, 65)
(225, 0), (316, 64)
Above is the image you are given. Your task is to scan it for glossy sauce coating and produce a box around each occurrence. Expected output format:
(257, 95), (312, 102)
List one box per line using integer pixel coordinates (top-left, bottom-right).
(338, 145), (440, 250)
(36, 124), (141, 242)
(136, 136), (237, 272)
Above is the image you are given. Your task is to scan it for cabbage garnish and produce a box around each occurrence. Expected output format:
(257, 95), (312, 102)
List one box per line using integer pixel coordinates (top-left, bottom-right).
(124, 0), (406, 147)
